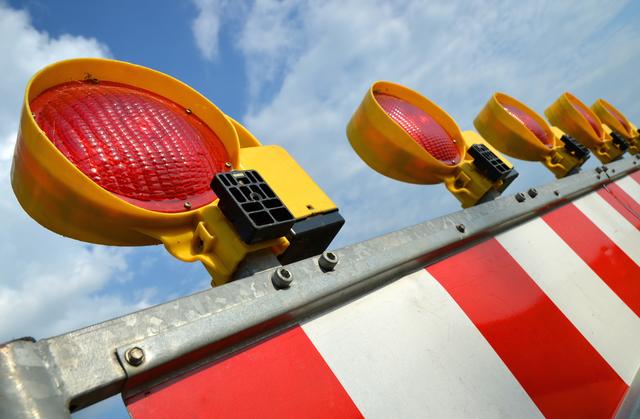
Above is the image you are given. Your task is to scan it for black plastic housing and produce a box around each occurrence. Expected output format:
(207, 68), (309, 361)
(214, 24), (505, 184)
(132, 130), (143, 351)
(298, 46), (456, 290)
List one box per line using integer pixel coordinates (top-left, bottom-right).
(610, 131), (630, 152)
(468, 143), (512, 182)
(211, 170), (295, 244)
(560, 134), (590, 160)
(278, 210), (345, 265)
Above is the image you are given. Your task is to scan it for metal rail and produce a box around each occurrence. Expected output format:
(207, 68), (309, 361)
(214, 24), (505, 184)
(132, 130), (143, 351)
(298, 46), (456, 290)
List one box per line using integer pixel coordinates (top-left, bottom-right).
(1, 155), (639, 418)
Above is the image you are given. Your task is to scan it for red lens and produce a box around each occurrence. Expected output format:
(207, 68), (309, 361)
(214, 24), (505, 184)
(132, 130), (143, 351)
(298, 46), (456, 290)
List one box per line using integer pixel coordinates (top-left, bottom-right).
(568, 96), (603, 137)
(375, 93), (460, 165)
(30, 81), (230, 212)
(603, 102), (630, 132)
(502, 104), (552, 147)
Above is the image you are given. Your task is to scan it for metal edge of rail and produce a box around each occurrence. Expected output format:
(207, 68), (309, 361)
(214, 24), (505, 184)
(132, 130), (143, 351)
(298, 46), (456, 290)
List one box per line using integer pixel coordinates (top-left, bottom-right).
(1, 155), (639, 419)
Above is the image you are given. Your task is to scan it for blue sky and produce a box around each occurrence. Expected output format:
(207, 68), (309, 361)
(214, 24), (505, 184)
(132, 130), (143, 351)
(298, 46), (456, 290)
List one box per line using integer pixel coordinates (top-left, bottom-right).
(0, 1), (639, 417)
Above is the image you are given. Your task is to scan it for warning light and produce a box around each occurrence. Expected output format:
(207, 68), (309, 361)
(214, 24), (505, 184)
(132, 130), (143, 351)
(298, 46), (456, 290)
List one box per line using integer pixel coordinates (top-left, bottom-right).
(474, 93), (590, 178)
(591, 98), (640, 155)
(347, 81), (518, 208)
(12, 58), (344, 286)
(545, 92), (626, 163)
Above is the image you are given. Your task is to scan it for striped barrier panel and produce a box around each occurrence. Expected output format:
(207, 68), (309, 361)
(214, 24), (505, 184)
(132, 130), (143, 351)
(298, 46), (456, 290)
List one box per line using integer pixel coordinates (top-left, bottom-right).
(126, 172), (640, 419)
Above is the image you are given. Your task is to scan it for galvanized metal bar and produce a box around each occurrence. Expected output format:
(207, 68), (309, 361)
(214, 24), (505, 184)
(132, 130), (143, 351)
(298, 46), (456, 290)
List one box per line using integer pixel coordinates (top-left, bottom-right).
(1, 155), (638, 417)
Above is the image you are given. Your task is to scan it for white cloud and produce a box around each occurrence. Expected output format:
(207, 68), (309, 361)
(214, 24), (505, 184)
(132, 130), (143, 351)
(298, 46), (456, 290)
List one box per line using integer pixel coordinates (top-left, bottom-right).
(191, 0), (224, 60)
(0, 3), (153, 342)
(231, 0), (640, 245)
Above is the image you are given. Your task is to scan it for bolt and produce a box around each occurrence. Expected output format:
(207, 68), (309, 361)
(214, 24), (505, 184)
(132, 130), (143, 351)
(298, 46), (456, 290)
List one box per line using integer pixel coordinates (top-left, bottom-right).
(318, 251), (339, 271)
(597, 175), (601, 179)
(527, 188), (538, 198)
(515, 192), (526, 202)
(456, 224), (466, 233)
(272, 267), (293, 289)
(225, 162), (232, 168)
(595, 167), (603, 173)
(125, 347), (145, 367)
(601, 165), (609, 172)
(184, 201), (192, 209)
(554, 190), (560, 196)
(185, 108), (193, 115)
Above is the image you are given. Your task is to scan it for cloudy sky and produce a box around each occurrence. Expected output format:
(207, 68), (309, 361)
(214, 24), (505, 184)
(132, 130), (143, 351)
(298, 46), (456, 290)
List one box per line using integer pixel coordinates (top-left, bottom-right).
(0, 0), (639, 417)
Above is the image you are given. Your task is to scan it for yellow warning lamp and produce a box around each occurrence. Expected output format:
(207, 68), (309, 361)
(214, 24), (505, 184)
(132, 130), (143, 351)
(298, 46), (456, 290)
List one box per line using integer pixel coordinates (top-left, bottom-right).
(11, 58), (344, 286)
(474, 93), (590, 178)
(591, 98), (640, 155)
(347, 81), (518, 208)
(545, 92), (626, 163)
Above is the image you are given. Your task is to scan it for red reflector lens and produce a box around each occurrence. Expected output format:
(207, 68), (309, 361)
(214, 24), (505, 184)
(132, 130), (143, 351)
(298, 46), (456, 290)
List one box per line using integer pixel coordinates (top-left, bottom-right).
(603, 102), (630, 132)
(568, 96), (603, 137)
(502, 104), (552, 147)
(374, 93), (460, 165)
(30, 81), (230, 212)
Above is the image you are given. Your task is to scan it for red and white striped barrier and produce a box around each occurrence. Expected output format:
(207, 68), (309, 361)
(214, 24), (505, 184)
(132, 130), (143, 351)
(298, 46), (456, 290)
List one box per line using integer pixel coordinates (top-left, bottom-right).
(127, 173), (640, 419)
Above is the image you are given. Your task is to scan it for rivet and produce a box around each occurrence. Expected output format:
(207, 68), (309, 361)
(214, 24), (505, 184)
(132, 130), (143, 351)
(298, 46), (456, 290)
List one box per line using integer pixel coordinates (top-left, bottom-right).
(125, 347), (145, 367)
(554, 190), (560, 196)
(184, 201), (192, 209)
(272, 267), (293, 289)
(456, 224), (466, 233)
(185, 108), (193, 115)
(225, 162), (232, 168)
(318, 251), (339, 271)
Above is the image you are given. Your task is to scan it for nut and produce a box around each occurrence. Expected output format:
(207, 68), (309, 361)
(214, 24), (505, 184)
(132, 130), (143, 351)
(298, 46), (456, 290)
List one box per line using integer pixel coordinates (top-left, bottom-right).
(125, 347), (145, 367)
(272, 267), (293, 289)
(318, 251), (339, 271)
(456, 224), (466, 233)
(527, 188), (538, 198)
(515, 192), (526, 202)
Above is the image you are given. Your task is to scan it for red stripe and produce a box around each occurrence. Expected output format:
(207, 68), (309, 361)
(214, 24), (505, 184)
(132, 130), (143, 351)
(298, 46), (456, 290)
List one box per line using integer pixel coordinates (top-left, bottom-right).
(543, 203), (640, 317)
(631, 171), (640, 184)
(597, 184), (640, 229)
(126, 326), (362, 419)
(427, 239), (628, 418)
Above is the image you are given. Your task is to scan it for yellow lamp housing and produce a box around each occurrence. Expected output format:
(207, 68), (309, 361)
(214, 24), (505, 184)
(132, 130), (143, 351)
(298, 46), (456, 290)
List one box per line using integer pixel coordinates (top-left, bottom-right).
(591, 98), (640, 155)
(12, 58), (344, 286)
(474, 93), (590, 178)
(545, 92), (626, 163)
(346, 81), (518, 208)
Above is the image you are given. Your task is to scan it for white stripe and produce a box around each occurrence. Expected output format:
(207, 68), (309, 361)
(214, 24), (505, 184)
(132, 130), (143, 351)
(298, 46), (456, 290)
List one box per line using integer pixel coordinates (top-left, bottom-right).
(497, 218), (640, 384)
(573, 192), (640, 266)
(615, 177), (640, 205)
(302, 270), (542, 419)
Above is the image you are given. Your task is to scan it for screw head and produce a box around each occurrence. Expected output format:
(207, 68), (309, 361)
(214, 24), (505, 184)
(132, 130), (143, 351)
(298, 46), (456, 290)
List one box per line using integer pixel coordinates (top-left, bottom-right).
(527, 188), (538, 198)
(272, 267), (293, 289)
(554, 190), (560, 196)
(125, 347), (145, 367)
(225, 162), (232, 168)
(185, 108), (193, 115)
(595, 167), (603, 173)
(456, 224), (466, 233)
(318, 251), (339, 271)
(515, 192), (526, 202)
(183, 201), (192, 209)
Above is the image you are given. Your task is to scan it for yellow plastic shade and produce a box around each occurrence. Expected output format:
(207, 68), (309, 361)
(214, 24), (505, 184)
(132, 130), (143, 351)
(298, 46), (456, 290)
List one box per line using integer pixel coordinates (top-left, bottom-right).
(545, 92), (624, 163)
(474, 93), (589, 178)
(591, 99), (640, 155)
(347, 81), (515, 208)
(12, 58), (337, 285)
